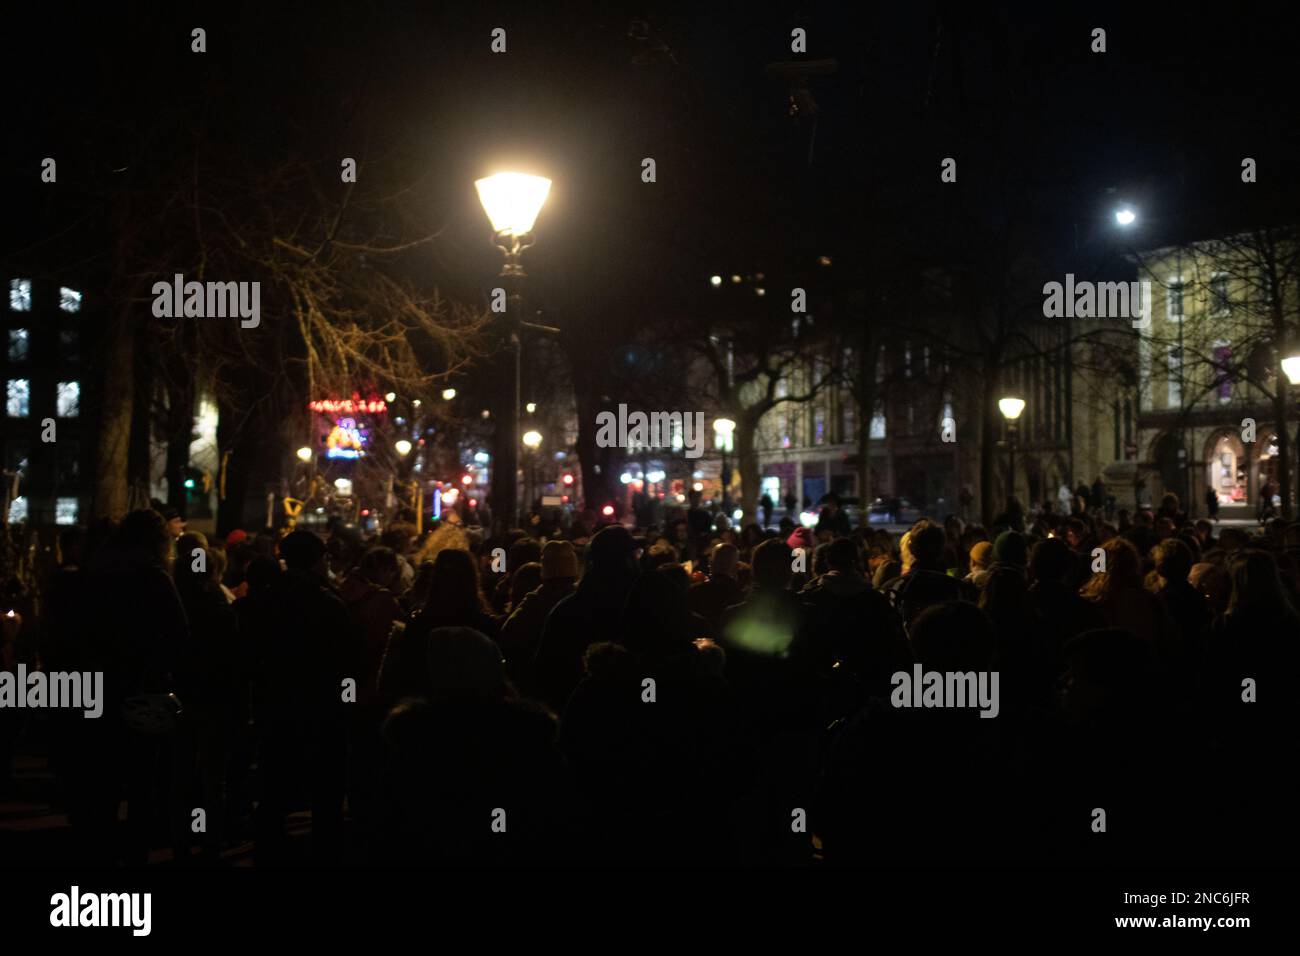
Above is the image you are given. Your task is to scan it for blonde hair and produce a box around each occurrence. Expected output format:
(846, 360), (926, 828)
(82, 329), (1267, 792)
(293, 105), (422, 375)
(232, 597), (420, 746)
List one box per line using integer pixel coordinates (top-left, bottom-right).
(415, 522), (469, 565)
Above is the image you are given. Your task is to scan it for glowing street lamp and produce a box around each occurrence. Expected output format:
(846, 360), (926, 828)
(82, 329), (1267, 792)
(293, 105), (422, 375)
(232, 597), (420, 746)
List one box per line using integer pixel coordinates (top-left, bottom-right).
(475, 172), (552, 239)
(999, 397), (1026, 502)
(477, 171), (553, 528)
(296, 446), (312, 463)
(1115, 207), (1137, 227)
(395, 439), (413, 457)
(522, 430), (543, 450)
(442, 388), (457, 401)
(714, 417), (736, 511)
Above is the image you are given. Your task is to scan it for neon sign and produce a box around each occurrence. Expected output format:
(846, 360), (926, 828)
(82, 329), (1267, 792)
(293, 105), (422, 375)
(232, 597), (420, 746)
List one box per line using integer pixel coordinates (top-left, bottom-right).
(309, 395), (387, 415)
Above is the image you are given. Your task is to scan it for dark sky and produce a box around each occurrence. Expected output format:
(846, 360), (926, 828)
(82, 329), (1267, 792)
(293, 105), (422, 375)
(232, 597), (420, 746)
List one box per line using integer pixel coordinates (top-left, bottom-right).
(4, 2), (1298, 299)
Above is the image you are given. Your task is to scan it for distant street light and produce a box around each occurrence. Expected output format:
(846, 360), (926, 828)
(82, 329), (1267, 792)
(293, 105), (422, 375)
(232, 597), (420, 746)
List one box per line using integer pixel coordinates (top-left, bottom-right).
(1115, 207), (1137, 227)
(296, 446), (312, 463)
(522, 430), (543, 449)
(384, 392), (397, 403)
(395, 439), (413, 457)
(714, 417), (736, 511)
(442, 388), (456, 401)
(476, 171), (553, 527)
(999, 397), (1026, 503)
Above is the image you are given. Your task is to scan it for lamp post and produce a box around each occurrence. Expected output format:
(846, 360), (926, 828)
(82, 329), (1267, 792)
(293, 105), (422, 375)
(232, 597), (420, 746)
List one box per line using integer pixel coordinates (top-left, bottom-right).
(522, 429), (542, 520)
(999, 397), (1026, 505)
(476, 171), (553, 528)
(1283, 354), (1300, 515)
(714, 417), (736, 513)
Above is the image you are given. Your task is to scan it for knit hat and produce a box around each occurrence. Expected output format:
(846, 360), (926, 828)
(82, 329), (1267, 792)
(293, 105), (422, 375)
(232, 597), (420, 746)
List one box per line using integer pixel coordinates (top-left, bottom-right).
(991, 530), (1028, 568)
(540, 539), (579, 581)
(969, 540), (994, 570)
(787, 527), (814, 552)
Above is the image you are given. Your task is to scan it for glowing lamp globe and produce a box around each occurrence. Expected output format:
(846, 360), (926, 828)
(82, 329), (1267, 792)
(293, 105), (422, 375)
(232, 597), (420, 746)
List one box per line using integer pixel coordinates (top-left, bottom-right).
(475, 172), (552, 237)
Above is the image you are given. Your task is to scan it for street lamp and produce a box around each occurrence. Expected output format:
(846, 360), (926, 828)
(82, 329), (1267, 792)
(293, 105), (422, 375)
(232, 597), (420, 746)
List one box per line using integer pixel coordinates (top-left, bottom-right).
(441, 388), (456, 401)
(522, 430), (543, 519)
(395, 439), (413, 457)
(714, 417), (736, 512)
(999, 397), (1026, 504)
(476, 171), (553, 529)
(1115, 207), (1137, 227)
(296, 446), (312, 463)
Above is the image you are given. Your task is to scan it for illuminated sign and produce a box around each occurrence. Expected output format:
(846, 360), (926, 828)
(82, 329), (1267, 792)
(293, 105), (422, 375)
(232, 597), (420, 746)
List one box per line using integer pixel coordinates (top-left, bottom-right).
(309, 395), (387, 415)
(326, 417), (366, 459)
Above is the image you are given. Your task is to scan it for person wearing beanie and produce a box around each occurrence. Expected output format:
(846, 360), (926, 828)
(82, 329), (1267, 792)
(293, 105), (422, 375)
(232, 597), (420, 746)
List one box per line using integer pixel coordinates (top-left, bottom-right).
(964, 540), (995, 589)
(498, 541), (581, 695)
(991, 530), (1029, 570)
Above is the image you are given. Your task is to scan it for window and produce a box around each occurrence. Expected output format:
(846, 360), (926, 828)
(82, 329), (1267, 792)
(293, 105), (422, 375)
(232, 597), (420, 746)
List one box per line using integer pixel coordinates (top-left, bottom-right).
(6, 496), (27, 524)
(55, 498), (79, 526)
(6, 379), (29, 417)
(870, 400), (886, 439)
(5, 442), (29, 478)
(60, 329), (79, 362)
(1167, 347), (1182, 407)
(57, 381), (80, 418)
(59, 287), (82, 313)
(813, 407), (826, 445)
(1167, 282), (1184, 321)
(1210, 274), (1230, 314)
(1212, 342), (1233, 403)
(57, 442), (79, 485)
(9, 279), (31, 312)
(8, 329), (28, 362)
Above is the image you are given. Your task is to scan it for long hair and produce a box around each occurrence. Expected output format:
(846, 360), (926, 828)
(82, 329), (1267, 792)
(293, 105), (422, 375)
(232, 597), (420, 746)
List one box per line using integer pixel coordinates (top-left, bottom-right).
(1226, 549), (1296, 618)
(415, 547), (491, 621)
(1079, 537), (1142, 602)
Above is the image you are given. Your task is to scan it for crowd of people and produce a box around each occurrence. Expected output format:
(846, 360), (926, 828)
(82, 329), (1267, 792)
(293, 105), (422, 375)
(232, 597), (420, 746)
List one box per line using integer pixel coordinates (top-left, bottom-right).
(1, 488), (1297, 867)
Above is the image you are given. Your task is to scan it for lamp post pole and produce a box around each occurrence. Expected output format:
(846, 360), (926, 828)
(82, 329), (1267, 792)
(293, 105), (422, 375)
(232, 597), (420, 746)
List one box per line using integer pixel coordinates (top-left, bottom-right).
(477, 172), (555, 531)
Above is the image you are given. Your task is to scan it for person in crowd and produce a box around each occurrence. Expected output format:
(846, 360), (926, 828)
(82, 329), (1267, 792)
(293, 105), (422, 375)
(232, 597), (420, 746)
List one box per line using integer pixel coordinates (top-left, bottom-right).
(688, 542), (745, 639)
(1079, 538), (1172, 644)
(241, 530), (359, 865)
(533, 526), (640, 711)
(497, 541), (580, 695)
(379, 626), (578, 865)
(379, 547), (501, 709)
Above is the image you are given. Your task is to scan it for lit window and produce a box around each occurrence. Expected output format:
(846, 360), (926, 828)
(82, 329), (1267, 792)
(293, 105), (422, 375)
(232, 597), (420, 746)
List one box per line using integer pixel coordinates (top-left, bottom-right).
(9, 279), (31, 312)
(8, 329), (28, 362)
(56, 498), (79, 525)
(59, 287), (82, 313)
(814, 408), (826, 445)
(870, 400), (887, 439)
(57, 381), (80, 418)
(6, 379), (30, 417)
(7, 495), (27, 524)
(1167, 282), (1184, 320)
